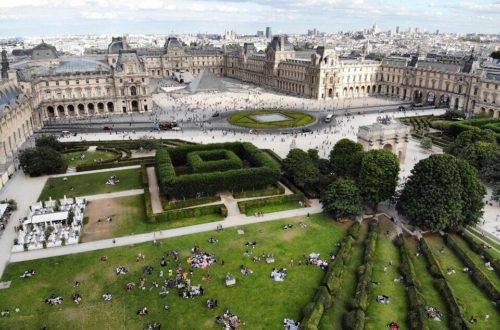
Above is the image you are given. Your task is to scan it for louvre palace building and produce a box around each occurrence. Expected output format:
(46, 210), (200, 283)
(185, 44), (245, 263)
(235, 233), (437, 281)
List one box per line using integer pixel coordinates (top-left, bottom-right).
(0, 35), (498, 185)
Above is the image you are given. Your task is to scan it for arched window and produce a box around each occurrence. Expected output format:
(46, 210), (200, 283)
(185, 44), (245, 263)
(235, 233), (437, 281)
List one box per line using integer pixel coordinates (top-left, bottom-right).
(130, 86), (137, 96)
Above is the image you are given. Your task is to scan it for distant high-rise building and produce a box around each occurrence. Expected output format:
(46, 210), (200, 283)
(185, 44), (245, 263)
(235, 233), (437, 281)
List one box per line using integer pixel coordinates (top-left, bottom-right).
(435, 29), (439, 35)
(415, 27), (420, 33)
(372, 22), (379, 34)
(307, 28), (318, 37)
(395, 26), (400, 34)
(257, 31), (264, 37)
(266, 27), (272, 39)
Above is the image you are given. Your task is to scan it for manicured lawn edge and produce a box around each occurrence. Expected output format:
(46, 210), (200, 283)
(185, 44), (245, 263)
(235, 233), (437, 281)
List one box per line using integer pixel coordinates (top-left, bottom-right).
(460, 229), (500, 276)
(443, 233), (500, 309)
(227, 109), (316, 129)
(343, 220), (379, 330)
(420, 237), (471, 329)
(300, 222), (361, 329)
(394, 235), (428, 330)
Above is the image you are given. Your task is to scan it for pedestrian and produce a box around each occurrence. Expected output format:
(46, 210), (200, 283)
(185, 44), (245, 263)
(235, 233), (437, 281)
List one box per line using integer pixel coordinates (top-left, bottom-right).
(290, 259), (294, 267)
(112, 239), (116, 245)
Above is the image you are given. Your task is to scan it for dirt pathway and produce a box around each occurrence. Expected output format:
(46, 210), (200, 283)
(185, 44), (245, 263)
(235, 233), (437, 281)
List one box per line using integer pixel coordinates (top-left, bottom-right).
(146, 166), (163, 213)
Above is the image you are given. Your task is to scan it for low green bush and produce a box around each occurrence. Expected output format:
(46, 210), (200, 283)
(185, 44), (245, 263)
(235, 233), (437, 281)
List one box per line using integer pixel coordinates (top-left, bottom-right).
(444, 234), (500, 305)
(300, 301), (324, 330)
(420, 238), (470, 329)
(237, 193), (304, 214)
(459, 230), (500, 277)
(314, 286), (332, 309)
(148, 204), (227, 223)
(232, 184), (285, 199)
(163, 195), (221, 210)
(187, 149), (243, 173)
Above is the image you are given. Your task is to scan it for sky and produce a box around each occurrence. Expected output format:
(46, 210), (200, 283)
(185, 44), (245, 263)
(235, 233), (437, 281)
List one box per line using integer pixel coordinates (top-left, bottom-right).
(0, 0), (499, 38)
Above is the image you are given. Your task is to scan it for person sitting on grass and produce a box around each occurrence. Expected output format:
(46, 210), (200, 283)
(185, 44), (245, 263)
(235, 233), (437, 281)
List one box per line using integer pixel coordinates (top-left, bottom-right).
(102, 293), (112, 301)
(137, 306), (148, 316)
(116, 266), (128, 275)
(20, 269), (36, 278)
(1, 309), (10, 317)
(72, 293), (82, 304)
(388, 322), (400, 330)
(377, 295), (390, 304)
(45, 295), (63, 306)
(240, 265), (253, 275)
(125, 282), (135, 291)
(208, 237), (219, 244)
(207, 299), (218, 309)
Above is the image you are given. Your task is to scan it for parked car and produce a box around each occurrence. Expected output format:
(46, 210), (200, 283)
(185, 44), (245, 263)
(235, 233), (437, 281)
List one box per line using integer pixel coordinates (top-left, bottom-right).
(103, 126), (113, 131)
(301, 127), (312, 133)
(212, 112), (220, 117)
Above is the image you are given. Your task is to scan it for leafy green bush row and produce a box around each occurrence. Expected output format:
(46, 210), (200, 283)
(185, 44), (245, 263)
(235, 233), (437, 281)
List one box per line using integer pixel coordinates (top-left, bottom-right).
(459, 229), (500, 277)
(163, 195), (221, 210)
(432, 119), (500, 143)
(394, 236), (428, 330)
(343, 220), (379, 330)
(232, 184), (285, 199)
(237, 193), (304, 214)
(301, 222), (361, 328)
(420, 238), (470, 329)
(156, 143), (280, 198)
(187, 149), (243, 173)
(444, 234), (500, 306)
(150, 204), (228, 223)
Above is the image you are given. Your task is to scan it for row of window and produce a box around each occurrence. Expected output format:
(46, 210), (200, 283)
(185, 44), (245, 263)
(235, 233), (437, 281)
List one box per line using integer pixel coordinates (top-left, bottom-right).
(43, 77), (146, 87)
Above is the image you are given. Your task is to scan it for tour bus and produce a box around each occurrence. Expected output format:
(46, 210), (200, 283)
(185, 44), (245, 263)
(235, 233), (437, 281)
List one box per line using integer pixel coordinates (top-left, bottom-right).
(324, 114), (334, 123)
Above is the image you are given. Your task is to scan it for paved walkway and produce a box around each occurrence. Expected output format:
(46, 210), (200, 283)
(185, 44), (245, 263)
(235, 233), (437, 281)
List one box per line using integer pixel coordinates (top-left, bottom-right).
(146, 166), (163, 213)
(83, 189), (144, 201)
(10, 199), (321, 262)
(465, 228), (500, 254)
(0, 171), (47, 276)
(51, 165), (140, 178)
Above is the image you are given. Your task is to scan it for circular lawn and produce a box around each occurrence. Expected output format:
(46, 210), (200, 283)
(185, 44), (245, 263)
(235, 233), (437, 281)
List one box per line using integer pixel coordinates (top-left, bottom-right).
(227, 109), (315, 129)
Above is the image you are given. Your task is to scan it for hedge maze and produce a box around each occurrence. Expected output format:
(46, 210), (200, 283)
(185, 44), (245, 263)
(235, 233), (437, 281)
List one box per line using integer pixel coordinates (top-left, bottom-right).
(156, 142), (280, 199)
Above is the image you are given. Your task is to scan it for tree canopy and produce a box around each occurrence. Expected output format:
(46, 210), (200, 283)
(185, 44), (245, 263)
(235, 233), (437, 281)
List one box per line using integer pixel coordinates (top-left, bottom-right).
(397, 154), (485, 231)
(283, 148), (320, 192)
(358, 149), (400, 210)
(329, 139), (364, 178)
(19, 147), (65, 176)
(322, 178), (363, 220)
(35, 135), (63, 151)
(491, 50), (500, 60)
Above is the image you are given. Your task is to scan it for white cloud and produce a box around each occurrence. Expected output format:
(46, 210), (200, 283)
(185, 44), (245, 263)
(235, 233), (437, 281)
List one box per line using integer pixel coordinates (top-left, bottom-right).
(80, 11), (117, 19)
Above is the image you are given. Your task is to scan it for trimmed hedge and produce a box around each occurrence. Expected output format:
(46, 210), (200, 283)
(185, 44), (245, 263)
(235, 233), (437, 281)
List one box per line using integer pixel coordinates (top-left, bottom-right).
(301, 301), (324, 330)
(420, 238), (470, 330)
(232, 184), (285, 199)
(343, 220), (379, 330)
(444, 234), (500, 307)
(431, 118), (500, 143)
(187, 149), (243, 173)
(394, 236), (428, 330)
(459, 229), (500, 277)
(156, 142), (280, 198)
(163, 195), (221, 211)
(237, 193), (304, 214)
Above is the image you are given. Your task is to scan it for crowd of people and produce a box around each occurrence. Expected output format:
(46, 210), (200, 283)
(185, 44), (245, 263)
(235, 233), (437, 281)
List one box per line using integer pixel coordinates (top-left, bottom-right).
(216, 309), (242, 329)
(425, 305), (443, 321)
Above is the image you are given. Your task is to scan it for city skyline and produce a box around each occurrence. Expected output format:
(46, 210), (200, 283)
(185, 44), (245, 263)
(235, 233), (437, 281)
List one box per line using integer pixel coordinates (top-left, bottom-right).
(0, 0), (499, 38)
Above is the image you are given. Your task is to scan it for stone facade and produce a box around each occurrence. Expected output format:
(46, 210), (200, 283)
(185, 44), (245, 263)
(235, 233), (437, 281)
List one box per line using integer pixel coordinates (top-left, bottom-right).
(357, 121), (411, 163)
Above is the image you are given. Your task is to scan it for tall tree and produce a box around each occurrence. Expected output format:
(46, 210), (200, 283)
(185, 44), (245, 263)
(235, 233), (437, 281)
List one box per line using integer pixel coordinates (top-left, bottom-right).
(358, 149), (400, 210)
(35, 134), (63, 151)
(19, 147), (65, 176)
(322, 178), (363, 220)
(282, 148), (320, 191)
(329, 139), (364, 178)
(397, 154), (485, 231)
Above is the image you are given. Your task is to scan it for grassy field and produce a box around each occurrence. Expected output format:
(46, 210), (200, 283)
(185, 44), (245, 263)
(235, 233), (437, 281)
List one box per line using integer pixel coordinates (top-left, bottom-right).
(364, 220), (408, 330)
(38, 168), (142, 200)
(228, 109), (315, 129)
(448, 233), (500, 290)
(244, 201), (304, 216)
(405, 237), (449, 329)
(82, 195), (224, 242)
(318, 223), (368, 330)
(63, 150), (118, 168)
(0, 214), (346, 330)
(425, 235), (500, 329)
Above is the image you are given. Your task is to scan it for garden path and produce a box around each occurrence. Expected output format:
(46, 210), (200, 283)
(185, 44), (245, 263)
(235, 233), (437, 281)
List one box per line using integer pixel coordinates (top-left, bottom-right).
(146, 167), (163, 213)
(83, 189), (144, 201)
(220, 192), (241, 217)
(0, 171), (47, 278)
(9, 199), (321, 263)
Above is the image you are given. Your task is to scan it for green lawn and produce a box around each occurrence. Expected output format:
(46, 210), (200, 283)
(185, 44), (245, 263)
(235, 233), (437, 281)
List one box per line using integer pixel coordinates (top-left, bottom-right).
(364, 220), (408, 330)
(38, 168), (143, 201)
(319, 223), (368, 330)
(244, 201), (304, 216)
(449, 233), (500, 290)
(406, 237), (449, 330)
(63, 150), (119, 168)
(0, 214), (346, 329)
(464, 230), (500, 260)
(425, 235), (500, 329)
(228, 109), (315, 129)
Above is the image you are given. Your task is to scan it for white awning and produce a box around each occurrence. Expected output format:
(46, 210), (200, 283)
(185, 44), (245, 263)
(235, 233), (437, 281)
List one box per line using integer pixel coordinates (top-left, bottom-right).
(30, 211), (68, 224)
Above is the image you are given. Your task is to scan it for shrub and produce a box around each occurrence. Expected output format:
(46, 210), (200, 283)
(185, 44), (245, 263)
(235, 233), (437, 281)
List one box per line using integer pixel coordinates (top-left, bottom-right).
(459, 230), (500, 277)
(237, 193), (304, 214)
(314, 286), (332, 309)
(187, 149), (243, 173)
(148, 204), (227, 223)
(232, 184), (285, 198)
(156, 142), (280, 198)
(300, 301), (324, 329)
